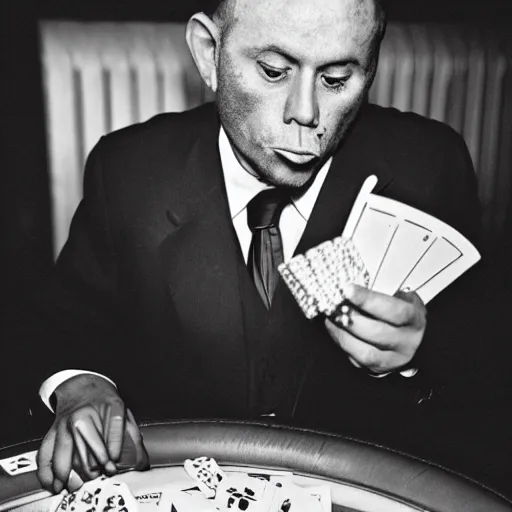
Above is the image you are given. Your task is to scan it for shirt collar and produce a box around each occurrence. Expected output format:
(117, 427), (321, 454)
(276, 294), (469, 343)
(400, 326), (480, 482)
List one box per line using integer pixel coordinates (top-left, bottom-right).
(219, 126), (333, 222)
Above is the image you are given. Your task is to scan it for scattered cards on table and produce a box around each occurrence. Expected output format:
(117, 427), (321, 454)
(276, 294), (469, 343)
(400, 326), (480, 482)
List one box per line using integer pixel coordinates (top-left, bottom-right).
(53, 457), (331, 512)
(0, 450), (38, 476)
(56, 476), (138, 512)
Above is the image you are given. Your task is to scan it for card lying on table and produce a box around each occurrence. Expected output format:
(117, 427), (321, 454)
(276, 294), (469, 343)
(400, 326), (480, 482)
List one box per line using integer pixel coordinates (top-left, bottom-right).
(279, 175), (480, 318)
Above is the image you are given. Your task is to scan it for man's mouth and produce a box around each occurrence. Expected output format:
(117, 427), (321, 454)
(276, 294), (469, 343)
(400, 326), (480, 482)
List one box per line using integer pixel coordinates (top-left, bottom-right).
(273, 148), (319, 165)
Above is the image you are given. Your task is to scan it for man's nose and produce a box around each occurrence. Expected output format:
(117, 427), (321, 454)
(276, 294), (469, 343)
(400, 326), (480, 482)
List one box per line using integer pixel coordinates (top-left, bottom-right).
(283, 73), (319, 128)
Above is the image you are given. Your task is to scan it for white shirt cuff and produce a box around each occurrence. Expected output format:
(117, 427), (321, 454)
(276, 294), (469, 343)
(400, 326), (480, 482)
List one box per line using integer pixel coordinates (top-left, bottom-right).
(399, 367), (419, 378)
(369, 368), (419, 378)
(39, 370), (117, 413)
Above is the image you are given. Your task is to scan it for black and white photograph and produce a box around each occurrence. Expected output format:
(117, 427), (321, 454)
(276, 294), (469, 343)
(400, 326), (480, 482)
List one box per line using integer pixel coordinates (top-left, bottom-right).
(1, 0), (512, 510)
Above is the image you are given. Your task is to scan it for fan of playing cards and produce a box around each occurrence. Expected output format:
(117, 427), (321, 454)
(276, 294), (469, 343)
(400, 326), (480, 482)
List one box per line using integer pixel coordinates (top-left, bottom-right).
(279, 175), (481, 319)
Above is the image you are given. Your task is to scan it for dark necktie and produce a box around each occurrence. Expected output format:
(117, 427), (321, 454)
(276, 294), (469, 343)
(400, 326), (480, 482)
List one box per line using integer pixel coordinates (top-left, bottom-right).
(247, 188), (290, 309)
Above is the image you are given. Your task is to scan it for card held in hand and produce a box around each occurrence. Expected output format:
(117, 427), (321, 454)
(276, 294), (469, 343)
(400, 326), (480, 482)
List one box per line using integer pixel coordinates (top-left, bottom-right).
(278, 237), (370, 319)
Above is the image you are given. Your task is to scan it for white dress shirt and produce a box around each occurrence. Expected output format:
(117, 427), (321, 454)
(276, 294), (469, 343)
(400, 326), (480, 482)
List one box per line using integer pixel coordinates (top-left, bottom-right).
(39, 127), (415, 411)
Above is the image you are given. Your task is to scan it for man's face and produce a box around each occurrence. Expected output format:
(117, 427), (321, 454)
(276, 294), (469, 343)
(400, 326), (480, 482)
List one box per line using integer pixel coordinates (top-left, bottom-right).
(215, 0), (381, 188)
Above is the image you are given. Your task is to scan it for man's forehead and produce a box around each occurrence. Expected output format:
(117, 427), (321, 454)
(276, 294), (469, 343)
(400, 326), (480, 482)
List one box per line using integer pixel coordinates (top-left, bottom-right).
(231, 0), (376, 24)
(225, 0), (378, 61)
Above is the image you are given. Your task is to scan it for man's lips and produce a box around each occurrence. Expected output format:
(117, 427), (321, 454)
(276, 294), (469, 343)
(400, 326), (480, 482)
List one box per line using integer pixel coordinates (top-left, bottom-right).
(273, 148), (320, 165)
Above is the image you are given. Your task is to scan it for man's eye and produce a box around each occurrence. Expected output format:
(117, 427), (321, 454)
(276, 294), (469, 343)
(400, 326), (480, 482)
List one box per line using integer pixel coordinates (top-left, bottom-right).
(258, 62), (287, 81)
(322, 75), (349, 90)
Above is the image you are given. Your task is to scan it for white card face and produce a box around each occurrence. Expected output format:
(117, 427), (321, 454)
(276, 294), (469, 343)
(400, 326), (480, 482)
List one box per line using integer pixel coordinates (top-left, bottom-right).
(341, 175), (379, 240)
(342, 178), (481, 304)
(400, 237), (461, 291)
(135, 491), (164, 512)
(169, 489), (215, 512)
(371, 220), (436, 295)
(0, 450), (38, 476)
(350, 206), (399, 287)
(303, 485), (331, 512)
(214, 474), (278, 512)
(401, 236), (476, 304)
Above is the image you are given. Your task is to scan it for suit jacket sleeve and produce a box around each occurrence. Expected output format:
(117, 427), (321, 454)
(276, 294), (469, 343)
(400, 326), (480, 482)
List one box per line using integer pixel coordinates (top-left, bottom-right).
(7, 138), (130, 402)
(410, 127), (485, 397)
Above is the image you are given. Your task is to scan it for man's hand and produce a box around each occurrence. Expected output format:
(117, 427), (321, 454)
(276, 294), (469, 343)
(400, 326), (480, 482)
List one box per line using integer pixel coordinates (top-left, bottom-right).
(37, 374), (142, 494)
(325, 284), (427, 374)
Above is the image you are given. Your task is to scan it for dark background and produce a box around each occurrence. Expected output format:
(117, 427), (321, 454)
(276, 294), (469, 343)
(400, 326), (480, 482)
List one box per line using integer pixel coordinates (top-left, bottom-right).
(1, 0), (512, 306)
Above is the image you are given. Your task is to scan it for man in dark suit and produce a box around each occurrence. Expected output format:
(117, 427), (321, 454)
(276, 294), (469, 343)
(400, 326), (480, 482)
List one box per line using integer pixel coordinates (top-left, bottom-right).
(10, 0), (482, 494)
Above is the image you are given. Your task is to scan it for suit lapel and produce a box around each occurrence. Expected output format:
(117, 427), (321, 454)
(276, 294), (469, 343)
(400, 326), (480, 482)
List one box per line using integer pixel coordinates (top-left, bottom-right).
(157, 103), (396, 417)
(286, 106), (396, 416)
(295, 105), (395, 256)
(159, 110), (249, 414)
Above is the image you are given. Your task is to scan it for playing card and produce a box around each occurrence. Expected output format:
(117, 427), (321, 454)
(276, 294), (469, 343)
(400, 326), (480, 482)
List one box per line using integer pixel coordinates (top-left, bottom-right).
(370, 220), (436, 295)
(97, 480), (139, 512)
(400, 235), (469, 303)
(278, 237), (370, 319)
(0, 450), (38, 476)
(213, 474), (281, 512)
(135, 491), (164, 508)
(272, 482), (324, 512)
(56, 476), (108, 512)
(184, 457), (226, 499)
(55, 476), (138, 512)
(245, 471), (294, 487)
(342, 176), (481, 303)
(169, 488), (216, 512)
(341, 174), (379, 240)
(349, 206), (399, 287)
(299, 485), (331, 512)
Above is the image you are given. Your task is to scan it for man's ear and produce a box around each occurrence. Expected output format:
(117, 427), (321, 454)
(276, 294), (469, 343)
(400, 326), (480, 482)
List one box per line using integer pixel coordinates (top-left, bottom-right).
(186, 13), (220, 92)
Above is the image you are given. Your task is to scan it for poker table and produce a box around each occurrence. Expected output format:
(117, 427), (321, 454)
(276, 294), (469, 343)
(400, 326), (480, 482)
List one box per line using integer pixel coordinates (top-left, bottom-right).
(0, 420), (511, 512)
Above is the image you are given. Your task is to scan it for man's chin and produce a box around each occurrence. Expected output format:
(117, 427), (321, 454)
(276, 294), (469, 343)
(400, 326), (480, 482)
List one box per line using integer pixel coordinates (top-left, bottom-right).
(262, 164), (319, 190)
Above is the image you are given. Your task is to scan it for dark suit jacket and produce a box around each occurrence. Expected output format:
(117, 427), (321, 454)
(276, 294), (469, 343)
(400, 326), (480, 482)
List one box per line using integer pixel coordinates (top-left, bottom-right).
(6, 101), (484, 450)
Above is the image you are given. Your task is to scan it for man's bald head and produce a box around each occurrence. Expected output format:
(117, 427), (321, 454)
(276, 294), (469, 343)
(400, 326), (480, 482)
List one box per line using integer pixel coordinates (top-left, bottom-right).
(209, 0), (386, 50)
(187, 0), (388, 187)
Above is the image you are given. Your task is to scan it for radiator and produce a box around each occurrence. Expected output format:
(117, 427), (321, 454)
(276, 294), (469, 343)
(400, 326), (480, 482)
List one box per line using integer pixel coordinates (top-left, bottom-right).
(39, 21), (512, 256)
(40, 22), (215, 255)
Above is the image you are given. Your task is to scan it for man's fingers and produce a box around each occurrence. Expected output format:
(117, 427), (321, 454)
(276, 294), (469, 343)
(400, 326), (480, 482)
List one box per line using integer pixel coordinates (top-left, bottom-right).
(67, 468), (85, 494)
(104, 400), (126, 463)
(37, 428), (57, 492)
(326, 319), (395, 373)
(73, 430), (100, 481)
(51, 421), (74, 493)
(126, 408), (145, 452)
(126, 409), (149, 470)
(345, 284), (420, 326)
(70, 450), (87, 490)
(335, 310), (414, 349)
(71, 413), (107, 479)
(87, 409), (105, 472)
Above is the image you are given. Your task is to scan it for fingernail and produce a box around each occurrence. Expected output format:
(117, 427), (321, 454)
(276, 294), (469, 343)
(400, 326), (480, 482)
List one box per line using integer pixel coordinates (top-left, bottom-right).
(67, 470), (84, 492)
(105, 461), (117, 474)
(53, 479), (63, 494)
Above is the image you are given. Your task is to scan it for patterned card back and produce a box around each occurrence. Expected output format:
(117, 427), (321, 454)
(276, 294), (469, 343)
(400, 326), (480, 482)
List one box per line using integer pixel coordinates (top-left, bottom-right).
(278, 237), (370, 319)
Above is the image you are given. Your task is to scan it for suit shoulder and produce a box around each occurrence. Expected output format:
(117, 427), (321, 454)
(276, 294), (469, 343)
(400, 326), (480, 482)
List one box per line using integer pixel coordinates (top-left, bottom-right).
(363, 103), (466, 152)
(361, 104), (480, 244)
(94, 102), (216, 162)
(361, 103), (473, 181)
